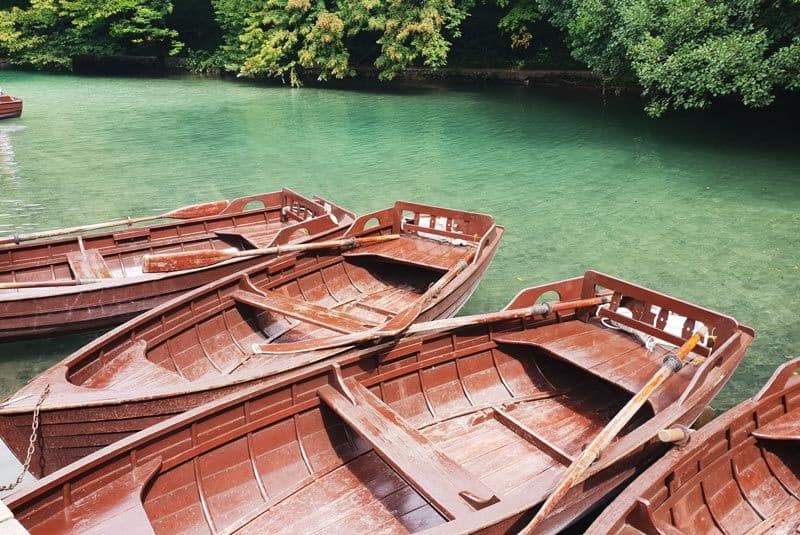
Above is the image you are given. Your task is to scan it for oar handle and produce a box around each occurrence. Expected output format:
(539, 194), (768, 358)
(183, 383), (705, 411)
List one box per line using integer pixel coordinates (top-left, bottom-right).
(0, 278), (105, 289)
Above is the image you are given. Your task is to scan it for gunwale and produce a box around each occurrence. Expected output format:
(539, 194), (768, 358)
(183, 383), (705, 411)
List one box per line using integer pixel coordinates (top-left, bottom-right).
(0, 201), (503, 477)
(586, 356), (800, 535)
(0, 189), (351, 340)
(5, 271), (753, 534)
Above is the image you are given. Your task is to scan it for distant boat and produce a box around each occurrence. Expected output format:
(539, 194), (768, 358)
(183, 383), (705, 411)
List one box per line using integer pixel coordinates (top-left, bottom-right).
(0, 90), (22, 119)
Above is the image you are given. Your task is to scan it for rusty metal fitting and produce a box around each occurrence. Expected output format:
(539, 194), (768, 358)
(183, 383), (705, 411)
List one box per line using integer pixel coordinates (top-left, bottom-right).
(662, 352), (683, 372)
(533, 301), (552, 317)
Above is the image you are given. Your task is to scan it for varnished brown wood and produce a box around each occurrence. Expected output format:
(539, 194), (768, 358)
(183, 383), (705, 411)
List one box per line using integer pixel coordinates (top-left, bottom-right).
(0, 201), (502, 477)
(0, 92), (22, 120)
(522, 327), (708, 532)
(0, 190), (352, 340)
(588, 357), (800, 535)
(5, 271), (752, 534)
(319, 379), (498, 518)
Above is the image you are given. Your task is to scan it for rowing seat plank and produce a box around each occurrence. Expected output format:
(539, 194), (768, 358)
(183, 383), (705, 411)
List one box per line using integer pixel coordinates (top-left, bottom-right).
(752, 410), (800, 441)
(82, 341), (188, 390)
(66, 250), (113, 280)
(344, 235), (469, 272)
(215, 228), (275, 249)
(232, 290), (375, 334)
(318, 379), (498, 519)
(33, 457), (161, 534)
(492, 320), (693, 412)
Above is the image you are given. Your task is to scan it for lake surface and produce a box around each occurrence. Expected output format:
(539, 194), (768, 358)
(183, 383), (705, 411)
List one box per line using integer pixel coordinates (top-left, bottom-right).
(0, 70), (798, 489)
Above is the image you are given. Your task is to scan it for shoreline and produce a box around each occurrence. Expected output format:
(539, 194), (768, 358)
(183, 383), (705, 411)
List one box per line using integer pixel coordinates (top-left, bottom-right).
(1, 56), (625, 94)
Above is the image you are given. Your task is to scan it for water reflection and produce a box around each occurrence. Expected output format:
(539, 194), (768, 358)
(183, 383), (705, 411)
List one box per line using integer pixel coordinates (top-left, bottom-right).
(0, 124), (23, 182)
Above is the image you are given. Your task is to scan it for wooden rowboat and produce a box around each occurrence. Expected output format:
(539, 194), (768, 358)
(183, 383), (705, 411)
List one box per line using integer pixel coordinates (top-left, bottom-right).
(0, 189), (351, 340)
(4, 271), (752, 533)
(587, 356), (800, 535)
(0, 92), (22, 119)
(0, 201), (502, 477)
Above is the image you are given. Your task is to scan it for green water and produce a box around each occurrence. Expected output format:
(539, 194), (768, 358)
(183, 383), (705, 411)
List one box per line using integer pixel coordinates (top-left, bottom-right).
(0, 71), (798, 412)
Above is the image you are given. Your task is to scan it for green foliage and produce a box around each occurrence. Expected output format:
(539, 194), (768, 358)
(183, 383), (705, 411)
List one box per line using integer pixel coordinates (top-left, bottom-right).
(238, 0), (351, 85)
(539, 0), (800, 115)
(233, 0), (471, 85)
(496, 0), (540, 49)
(1, 0), (797, 115)
(0, 0), (182, 69)
(200, 0), (260, 70)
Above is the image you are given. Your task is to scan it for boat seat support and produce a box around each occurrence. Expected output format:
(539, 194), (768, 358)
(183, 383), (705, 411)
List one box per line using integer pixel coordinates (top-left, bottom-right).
(318, 378), (499, 519)
(49, 457), (161, 534)
(66, 250), (113, 281)
(232, 286), (376, 335)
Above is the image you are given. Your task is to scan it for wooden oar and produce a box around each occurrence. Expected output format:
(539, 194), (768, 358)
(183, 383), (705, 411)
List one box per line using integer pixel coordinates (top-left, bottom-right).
(252, 286), (609, 355)
(142, 234), (401, 273)
(0, 200), (230, 246)
(251, 250), (478, 354)
(0, 278), (105, 290)
(519, 325), (709, 534)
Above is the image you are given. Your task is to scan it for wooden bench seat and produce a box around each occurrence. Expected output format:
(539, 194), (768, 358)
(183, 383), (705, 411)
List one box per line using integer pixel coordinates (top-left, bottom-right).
(318, 379), (498, 519)
(33, 457), (161, 534)
(83, 341), (188, 389)
(66, 250), (113, 280)
(344, 235), (470, 272)
(492, 320), (695, 412)
(752, 410), (800, 441)
(215, 224), (281, 249)
(232, 289), (377, 334)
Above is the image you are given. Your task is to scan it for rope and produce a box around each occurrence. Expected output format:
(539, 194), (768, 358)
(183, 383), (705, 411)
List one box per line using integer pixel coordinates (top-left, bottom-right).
(0, 384), (50, 492)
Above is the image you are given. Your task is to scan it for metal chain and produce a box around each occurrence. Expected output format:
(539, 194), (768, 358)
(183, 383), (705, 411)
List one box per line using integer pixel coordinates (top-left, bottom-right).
(0, 384), (50, 492)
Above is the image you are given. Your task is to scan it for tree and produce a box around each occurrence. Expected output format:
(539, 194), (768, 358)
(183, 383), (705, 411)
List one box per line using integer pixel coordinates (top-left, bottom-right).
(538, 0), (800, 115)
(236, 0), (472, 85)
(0, 0), (182, 69)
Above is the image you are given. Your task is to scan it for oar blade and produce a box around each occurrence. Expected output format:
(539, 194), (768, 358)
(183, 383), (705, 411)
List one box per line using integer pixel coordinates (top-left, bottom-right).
(164, 200), (229, 219)
(143, 249), (236, 273)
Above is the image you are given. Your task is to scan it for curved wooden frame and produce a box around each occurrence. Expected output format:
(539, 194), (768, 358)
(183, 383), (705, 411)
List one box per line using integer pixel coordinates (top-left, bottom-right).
(588, 357), (800, 534)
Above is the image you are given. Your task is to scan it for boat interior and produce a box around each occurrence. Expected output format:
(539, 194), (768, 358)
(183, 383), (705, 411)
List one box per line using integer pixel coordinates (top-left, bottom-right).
(0, 190), (337, 293)
(11, 272), (747, 535)
(56, 202), (498, 393)
(625, 362), (800, 535)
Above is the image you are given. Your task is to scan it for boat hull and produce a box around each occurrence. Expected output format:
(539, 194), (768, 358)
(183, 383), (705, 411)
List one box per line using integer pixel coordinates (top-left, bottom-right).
(5, 271), (753, 534)
(0, 190), (347, 341)
(0, 97), (22, 119)
(1, 206), (504, 477)
(586, 357), (800, 535)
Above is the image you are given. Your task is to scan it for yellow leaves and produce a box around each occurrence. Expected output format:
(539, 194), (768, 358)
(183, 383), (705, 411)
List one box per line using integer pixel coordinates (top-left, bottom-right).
(315, 12), (344, 34)
(510, 31), (532, 49)
(286, 0), (311, 12)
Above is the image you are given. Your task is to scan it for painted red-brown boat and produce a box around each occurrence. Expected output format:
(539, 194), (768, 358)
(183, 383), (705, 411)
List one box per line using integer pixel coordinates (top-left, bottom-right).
(0, 189), (352, 340)
(3, 271), (752, 533)
(587, 356), (800, 535)
(0, 92), (22, 119)
(0, 201), (502, 477)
